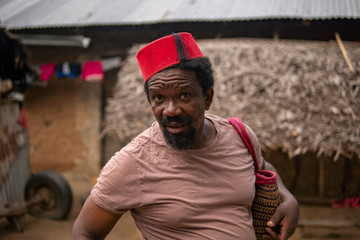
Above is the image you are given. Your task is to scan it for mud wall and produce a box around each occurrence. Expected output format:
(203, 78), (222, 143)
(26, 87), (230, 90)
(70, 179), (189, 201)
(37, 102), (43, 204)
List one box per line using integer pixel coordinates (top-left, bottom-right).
(263, 150), (360, 199)
(24, 46), (102, 183)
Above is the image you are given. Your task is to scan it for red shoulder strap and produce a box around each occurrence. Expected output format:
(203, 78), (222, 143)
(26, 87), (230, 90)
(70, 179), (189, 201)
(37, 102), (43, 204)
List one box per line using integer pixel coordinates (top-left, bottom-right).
(228, 117), (260, 171)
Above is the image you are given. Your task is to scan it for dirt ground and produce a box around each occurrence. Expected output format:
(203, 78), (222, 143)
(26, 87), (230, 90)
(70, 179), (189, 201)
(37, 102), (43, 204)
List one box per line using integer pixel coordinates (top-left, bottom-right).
(0, 173), (141, 240)
(0, 170), (359, 240)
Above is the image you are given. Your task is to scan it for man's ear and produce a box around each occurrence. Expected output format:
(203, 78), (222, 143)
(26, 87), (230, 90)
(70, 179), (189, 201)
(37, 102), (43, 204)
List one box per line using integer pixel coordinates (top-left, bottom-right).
(205, 88), (214, 110)
(144, 81), (151, 103)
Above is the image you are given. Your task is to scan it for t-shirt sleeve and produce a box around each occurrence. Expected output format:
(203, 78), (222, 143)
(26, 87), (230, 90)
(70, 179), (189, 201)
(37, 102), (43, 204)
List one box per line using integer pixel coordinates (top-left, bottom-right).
(90, 149), (142, 215)
(243, 123), (264, 169)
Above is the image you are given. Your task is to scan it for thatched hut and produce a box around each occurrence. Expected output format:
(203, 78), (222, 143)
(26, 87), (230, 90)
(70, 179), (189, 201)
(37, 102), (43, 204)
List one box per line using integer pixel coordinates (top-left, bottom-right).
(102, 37), (360, 200)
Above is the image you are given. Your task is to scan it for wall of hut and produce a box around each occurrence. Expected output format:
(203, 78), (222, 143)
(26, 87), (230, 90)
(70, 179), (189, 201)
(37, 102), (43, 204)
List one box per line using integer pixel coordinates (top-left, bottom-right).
(16, 45), (105, 186)
(102, 37), (360, 200)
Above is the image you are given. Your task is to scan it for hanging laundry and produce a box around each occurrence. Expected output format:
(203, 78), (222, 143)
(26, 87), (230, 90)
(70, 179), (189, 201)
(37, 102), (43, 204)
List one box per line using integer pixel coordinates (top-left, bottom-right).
(71, 63), (82, 76)
(101, 56), (121, 71)
(56, 62), (81, 78)
(81, 61), (104, 82)
(40, 63), (56, 82)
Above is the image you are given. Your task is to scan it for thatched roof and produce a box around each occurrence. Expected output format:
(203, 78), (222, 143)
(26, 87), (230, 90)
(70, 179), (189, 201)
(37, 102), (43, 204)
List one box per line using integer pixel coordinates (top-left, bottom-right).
(102, 38), (360, 160)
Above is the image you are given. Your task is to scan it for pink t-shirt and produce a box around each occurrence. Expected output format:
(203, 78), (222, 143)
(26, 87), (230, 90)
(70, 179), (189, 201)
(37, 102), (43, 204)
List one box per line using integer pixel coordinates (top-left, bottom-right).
(91, 114), (263, 240)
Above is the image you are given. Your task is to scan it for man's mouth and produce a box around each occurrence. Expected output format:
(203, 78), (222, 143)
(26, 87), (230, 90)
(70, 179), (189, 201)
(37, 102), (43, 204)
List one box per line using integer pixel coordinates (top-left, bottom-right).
(165, 122), (187, 134)
(160, 116), (191, 135)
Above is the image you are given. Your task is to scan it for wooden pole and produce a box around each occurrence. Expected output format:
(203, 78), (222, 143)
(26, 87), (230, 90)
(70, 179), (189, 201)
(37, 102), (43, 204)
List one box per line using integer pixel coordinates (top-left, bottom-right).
(335, 32), (355, 73)
(318, 157), (324, 197)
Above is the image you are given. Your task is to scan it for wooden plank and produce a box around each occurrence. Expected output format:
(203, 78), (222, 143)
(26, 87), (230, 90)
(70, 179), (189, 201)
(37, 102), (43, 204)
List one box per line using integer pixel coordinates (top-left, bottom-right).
(335, 32), (355, 73)
(298, 219), (357, 229)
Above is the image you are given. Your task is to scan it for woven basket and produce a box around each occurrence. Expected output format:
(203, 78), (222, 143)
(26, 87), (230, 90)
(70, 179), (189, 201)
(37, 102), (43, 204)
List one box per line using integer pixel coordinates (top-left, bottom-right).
(252, 171), (281, 239)
(228, 117), (281, 240)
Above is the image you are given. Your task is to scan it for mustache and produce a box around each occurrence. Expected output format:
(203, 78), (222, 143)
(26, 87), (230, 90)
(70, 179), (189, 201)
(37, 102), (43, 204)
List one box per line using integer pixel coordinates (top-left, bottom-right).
(160, 116), (192, 126)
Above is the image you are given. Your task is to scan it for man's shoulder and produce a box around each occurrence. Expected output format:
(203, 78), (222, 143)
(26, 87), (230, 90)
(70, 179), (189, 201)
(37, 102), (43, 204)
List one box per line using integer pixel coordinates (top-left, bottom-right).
(207, 113), (259, 145)
(205, 113), (228, 125)
(105, 121), (162, 167)
(123, 121), (161, 150)
(206, 113), (239, 132)
(207, 114), (257, 134)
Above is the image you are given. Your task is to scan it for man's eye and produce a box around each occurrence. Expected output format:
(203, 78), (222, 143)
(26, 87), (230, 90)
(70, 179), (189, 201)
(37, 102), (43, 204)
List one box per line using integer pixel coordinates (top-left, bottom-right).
(180, 93), (190, 100)
(153, 95), (164, 102)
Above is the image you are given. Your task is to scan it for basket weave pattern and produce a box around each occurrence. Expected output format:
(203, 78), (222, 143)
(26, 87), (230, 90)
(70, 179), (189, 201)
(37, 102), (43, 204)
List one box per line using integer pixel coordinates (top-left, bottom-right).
(252, 183), (281, 239)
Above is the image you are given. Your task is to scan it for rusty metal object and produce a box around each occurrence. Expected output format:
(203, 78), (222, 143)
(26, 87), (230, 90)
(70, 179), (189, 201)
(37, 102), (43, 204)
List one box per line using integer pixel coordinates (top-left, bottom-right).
(0, 196), (44, 232)
(0, 195), (44, 218)
(0, 101), (31, 221)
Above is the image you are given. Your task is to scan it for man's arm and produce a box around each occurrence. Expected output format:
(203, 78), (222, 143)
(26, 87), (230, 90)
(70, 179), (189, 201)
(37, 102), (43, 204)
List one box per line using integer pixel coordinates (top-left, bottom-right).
(262, 159), (299, 240)
(72, 197), (121, 240)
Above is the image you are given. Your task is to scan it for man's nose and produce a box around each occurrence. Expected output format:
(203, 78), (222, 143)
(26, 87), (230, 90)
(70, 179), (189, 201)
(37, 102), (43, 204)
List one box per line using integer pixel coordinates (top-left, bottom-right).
(163, 100), (180, 117)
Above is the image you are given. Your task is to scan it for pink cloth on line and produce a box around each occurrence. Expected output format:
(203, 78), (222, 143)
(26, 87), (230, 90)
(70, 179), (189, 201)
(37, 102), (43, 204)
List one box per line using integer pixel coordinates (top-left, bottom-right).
(40, 63), (56, 82)
(81, 61), (104, 82)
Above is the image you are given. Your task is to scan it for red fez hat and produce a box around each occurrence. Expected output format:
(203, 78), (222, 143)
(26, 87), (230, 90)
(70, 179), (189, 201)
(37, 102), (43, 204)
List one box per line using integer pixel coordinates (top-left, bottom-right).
(136, 32), (204, 82)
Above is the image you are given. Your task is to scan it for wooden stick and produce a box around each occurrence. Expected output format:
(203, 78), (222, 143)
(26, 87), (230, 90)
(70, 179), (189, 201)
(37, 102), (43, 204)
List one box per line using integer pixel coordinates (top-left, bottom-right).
(335, 32), (355, 73)
(318, 157), (324, 197)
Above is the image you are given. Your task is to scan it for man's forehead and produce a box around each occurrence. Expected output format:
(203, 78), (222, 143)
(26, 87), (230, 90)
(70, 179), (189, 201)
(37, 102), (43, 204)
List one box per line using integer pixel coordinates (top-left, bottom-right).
(148, 68), (197, 85)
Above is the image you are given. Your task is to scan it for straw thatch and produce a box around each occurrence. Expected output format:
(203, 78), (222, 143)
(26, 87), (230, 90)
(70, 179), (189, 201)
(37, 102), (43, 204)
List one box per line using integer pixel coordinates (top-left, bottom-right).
(102, 38), (360, 160)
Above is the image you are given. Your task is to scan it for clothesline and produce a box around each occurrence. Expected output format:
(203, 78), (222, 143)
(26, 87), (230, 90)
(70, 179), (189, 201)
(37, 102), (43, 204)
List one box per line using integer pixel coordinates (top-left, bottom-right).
(36, 56), (121, 82)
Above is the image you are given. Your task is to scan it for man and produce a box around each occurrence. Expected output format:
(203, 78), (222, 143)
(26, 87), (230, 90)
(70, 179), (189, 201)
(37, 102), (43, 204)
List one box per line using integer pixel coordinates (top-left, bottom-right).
(72, 32), (299, 240)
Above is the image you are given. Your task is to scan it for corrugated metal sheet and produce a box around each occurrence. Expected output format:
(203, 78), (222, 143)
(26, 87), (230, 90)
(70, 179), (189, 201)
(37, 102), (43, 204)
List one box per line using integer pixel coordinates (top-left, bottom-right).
(0, 101), (30, 210)
(0, 0), (359, 30)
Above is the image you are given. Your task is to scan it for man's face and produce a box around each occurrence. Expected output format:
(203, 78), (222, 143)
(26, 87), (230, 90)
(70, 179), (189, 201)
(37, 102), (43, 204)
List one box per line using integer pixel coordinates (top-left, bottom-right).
(147, 68), (212, 150)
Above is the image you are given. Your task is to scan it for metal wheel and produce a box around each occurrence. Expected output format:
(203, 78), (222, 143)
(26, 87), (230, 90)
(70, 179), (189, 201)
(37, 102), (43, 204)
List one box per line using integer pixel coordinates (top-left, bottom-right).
(24, 170), (72, 220)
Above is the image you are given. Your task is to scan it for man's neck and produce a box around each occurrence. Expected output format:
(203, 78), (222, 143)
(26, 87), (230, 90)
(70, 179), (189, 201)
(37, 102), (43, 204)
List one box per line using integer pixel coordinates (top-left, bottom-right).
(191, 118), (216, 149)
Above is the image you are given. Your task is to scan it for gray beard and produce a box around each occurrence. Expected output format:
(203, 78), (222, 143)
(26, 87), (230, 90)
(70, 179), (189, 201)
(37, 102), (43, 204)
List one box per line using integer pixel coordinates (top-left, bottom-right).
(161, 127), (196, 150)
